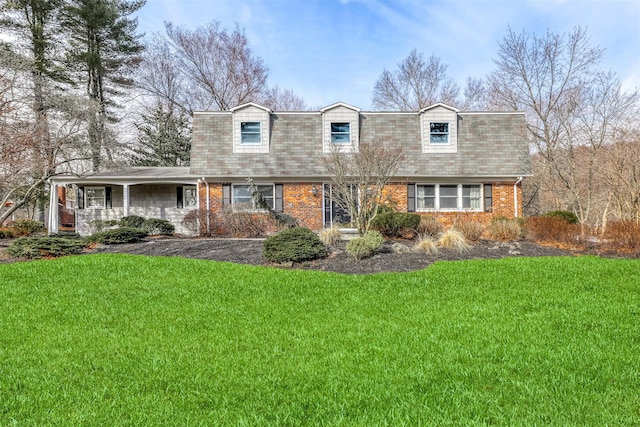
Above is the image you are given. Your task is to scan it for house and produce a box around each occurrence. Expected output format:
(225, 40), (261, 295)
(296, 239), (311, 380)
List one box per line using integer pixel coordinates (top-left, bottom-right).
(47, 102), (530, 236)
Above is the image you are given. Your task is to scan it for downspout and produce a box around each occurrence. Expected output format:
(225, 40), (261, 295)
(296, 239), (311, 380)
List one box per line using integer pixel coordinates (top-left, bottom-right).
(204, 178), (210, 235)
(514, 176), (523, 217)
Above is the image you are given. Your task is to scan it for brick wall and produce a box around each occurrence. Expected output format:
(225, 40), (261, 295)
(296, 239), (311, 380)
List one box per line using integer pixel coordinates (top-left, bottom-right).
(200, 180), (523, 233)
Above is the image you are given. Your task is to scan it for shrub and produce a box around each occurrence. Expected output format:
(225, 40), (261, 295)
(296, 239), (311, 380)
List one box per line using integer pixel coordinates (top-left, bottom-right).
(487, 217), (522, 241)
(416, 216), (443, 238)
(263, 227), (328, 264)
(118, 215), (146, 229)
(87, 227), (148, 245)
(0, 229), (15, 239)
(89, 219), (119, 233)
(6, 236), (86, 259)
(370, 212), (421, 238)
(142, 218), (175, 235)
(453, 221), (484, 242)
(319, 225), (342, 246)
(346, 230), (385, 260)
(7, 218), (46, 236)
(182, 209), (217, 236)
(525, 216), (579, 244)
(413, 236), (439, 255)
(544, 210), (579, 224)
(602, 220), (640, 254)
(437, 229), (471, 253)
(221, 204), (267, 237)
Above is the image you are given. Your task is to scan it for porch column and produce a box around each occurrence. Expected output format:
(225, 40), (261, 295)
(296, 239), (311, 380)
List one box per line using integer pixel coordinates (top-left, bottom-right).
(48, 183), (59, 234)
(123, 184), (130, 217)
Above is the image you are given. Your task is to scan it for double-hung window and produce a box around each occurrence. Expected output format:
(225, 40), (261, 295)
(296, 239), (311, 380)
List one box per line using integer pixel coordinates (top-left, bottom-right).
(415, 184), (482, 211)
(232, 184), (274, 210)
(240, 121), (261, 144)
(430, 122), (449, 143)
(85, 186), (106, 208)
(331, 122), (351, 143)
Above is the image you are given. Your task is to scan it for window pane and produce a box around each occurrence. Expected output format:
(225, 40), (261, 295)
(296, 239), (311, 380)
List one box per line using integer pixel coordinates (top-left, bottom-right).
(331, 122), (350, 143)
(241, 122), (261, 132)
(440, 185), (457, 197)
(85, 187), (105, 208)
(430, 123), (448, 133)
(417, 185), (435, 197)
(241, 122), (261, 144)
(331, 123), (350, 133)
(430, 122), (449, 143)
(417, 197), (435, 209)
(184, 187), (197, 207)
(462, 185), (481, 209)
(440, 197), (457, 209)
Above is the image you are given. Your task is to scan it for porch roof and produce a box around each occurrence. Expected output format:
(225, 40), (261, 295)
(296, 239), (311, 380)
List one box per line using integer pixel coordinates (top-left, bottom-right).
(50, 167), (199, 186)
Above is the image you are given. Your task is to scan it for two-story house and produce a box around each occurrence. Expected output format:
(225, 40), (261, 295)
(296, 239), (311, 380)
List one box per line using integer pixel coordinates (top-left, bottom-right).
(47, 102), (530, 235)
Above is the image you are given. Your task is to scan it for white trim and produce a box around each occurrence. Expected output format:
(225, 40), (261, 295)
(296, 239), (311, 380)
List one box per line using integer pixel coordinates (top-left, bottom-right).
(414, 183), (483, 212)
(320, 102), (361, 112)
(230, 102), (272, 113)
(418, 103), (460, 114)
(84, 186), (107, 209)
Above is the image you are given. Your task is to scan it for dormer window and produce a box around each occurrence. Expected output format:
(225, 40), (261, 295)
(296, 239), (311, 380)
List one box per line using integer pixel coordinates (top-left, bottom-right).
(331, 122), (351, 143)
(240, 122), (261, 144)
(430, 122), (449, 143)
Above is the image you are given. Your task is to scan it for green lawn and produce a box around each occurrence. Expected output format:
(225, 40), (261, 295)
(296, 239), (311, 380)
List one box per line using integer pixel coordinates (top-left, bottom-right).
(1, 254), (639, 425)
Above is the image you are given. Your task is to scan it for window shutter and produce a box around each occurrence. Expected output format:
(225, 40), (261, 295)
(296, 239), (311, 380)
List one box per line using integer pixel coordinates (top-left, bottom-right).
(105, 187), (112, 209)
(77, 186), (84, 210)
(484, 184), (493, 212)
(275, 184), (284, 212)
(222, 184), (231, 205)
(407, 184), (415, 212)
(177, 186), (184, 208)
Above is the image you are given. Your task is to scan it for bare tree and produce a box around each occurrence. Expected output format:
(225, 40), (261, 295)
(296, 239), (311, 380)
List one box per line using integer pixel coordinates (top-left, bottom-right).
(164, 21), (269, 111)
(261, 85), (307, 111)
(322, 139), (405, 234)
(488, 26), (607, 225)
(372, 49), (460, 111)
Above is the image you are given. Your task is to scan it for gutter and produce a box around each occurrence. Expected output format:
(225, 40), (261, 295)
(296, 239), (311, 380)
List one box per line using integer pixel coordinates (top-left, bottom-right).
(514, 176), (523, 217)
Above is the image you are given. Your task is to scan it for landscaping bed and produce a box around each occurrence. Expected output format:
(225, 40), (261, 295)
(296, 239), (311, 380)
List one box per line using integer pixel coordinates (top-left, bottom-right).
(88, 237), (574, 274)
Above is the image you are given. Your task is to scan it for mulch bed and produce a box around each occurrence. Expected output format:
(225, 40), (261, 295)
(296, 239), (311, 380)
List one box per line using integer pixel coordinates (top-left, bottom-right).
(88, 237), (576, 275)
(1, 236), (632, 274)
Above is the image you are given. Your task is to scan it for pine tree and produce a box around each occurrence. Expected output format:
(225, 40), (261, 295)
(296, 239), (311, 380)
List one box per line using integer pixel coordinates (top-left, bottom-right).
(62, 0), (145, 171)
(129, 104), (191, 167)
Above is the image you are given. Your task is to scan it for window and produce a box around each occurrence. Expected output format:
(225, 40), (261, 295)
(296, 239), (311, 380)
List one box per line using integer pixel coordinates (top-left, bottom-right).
(430, 122), (449, 143)
(331, 122), (351, 143)
(415, 184), (482, 211)
(232, 184), (274, 210)
(177, 186), (197, 209)
(85, 186), (106, 208)
(240, 121), (261, 144)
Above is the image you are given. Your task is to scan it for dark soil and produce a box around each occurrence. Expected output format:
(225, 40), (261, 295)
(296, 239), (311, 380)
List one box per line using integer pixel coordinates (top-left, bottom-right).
(86, 237), (576, 275)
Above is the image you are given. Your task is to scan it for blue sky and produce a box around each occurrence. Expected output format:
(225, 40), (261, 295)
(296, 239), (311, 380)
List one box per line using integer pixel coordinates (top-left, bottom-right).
(134, 0), (640, 110)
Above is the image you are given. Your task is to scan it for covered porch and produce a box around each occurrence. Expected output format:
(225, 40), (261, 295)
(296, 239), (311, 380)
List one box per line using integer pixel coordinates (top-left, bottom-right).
(48, 167), (200, 236)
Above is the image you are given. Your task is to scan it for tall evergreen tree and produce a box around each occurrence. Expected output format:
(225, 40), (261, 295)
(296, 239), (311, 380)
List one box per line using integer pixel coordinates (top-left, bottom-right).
(62, 0), (145, 171)
(129, 103), (191, 167)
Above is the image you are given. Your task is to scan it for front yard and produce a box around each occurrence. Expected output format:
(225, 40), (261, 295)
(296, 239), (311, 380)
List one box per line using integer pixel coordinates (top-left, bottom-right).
(1, 254), (639, 425)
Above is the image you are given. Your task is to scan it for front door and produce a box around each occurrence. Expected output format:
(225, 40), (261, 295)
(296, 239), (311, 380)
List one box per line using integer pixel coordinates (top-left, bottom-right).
(323, 184), (352, 227)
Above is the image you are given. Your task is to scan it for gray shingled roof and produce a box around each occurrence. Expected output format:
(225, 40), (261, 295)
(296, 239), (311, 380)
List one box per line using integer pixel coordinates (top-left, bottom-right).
(190, 111), (530, 180)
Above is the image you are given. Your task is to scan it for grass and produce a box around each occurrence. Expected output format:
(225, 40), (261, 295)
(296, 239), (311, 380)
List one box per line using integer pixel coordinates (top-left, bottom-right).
(1, 254), (639, 425)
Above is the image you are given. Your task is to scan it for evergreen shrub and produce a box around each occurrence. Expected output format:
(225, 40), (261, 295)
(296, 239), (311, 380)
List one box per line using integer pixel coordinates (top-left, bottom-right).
(371, 212), (420, 237)
(263, 227), (328, 263)
(142, 218), (175, 235)
(6, 236), (86, 259)
(346, 230), (385, 260)
(87, 227), (148, 244)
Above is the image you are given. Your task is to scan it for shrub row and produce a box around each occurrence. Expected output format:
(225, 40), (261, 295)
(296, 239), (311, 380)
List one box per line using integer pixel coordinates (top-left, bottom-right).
(90, 215), (174, 235)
